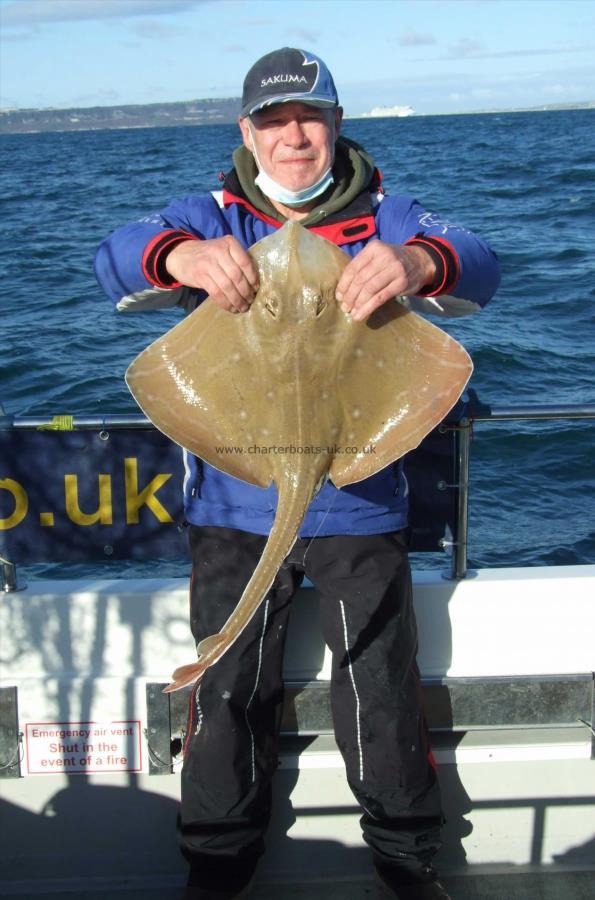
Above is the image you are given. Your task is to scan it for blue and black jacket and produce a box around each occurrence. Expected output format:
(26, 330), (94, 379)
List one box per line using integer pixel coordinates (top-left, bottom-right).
(94, 138), (500, 537)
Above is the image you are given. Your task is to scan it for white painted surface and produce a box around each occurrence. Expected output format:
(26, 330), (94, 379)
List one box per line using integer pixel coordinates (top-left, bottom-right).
(279, 741), (593, 770)
(1, 749), (593, 886)
(413, 565), (595, 678)
(2, 566), (594, 691)
(2, 561), (594, 886)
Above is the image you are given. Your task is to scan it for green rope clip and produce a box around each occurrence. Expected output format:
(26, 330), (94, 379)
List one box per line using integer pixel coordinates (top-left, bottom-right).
(37, 415), (75, 431)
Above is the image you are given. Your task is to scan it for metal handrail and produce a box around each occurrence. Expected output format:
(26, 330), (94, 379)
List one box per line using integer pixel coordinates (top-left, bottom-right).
(468, 403), (595, 423)
(2, 414), (152, 430)
(448, 401), (595, 579)
(2, 403), (594, 587)
(3, 403), (594, 431)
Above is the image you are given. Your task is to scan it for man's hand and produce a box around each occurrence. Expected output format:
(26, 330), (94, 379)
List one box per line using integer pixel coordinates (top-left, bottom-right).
(166, 236), (259, 313)
(335, 241), (436, 322)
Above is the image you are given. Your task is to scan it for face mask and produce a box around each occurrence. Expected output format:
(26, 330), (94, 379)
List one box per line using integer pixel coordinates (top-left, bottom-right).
(248, 120), (334, 208)
(254, 166), (334, 207)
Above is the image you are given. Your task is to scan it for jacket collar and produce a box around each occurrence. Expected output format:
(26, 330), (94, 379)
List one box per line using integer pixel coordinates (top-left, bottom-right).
(222, 136), (382, 244)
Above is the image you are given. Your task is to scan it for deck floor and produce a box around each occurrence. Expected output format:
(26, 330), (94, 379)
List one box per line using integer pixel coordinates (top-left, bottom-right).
(1, 868), (595, 899)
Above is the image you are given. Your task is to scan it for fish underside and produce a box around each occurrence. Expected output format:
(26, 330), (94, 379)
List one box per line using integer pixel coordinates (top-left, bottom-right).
(126, 222), (473, 692)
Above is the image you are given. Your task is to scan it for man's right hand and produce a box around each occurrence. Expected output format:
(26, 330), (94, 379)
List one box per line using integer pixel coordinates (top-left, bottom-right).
(165, 235), (259, 313)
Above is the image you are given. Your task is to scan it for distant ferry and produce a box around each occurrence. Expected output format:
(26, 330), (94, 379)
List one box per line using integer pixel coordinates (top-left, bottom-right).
(359, 104), (415, 118)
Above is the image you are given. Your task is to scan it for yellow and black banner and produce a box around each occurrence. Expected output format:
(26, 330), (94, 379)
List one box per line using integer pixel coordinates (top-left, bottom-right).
(0, 427), (186, 562)
(0, 423), (458, 563)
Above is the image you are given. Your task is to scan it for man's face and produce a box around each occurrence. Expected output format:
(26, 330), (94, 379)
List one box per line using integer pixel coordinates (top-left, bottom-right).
(239, 101), (343, 192)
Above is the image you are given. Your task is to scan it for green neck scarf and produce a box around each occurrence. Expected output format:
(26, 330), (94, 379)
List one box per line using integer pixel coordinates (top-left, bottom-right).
(231, 136), (377, 227)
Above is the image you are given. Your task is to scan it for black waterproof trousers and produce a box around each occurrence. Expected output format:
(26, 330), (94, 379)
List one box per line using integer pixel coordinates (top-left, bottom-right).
(179, 525), (442, 878)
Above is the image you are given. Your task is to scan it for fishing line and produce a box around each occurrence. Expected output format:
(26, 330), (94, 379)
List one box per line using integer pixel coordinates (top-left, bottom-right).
(301, 484), (339, 567)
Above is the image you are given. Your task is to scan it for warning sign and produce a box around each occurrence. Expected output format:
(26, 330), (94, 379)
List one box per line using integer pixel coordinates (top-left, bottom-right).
(25, 721), (142, 775)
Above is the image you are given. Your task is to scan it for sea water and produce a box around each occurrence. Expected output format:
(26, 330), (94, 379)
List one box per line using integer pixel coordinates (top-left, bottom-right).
(1, 109), (594, 574)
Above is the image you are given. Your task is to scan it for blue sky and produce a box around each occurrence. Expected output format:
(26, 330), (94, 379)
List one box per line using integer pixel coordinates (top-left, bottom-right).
(1, 0), (594, 114)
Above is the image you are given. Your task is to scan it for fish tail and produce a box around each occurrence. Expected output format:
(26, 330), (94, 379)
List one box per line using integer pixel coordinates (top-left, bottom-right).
(163, 633), (228, 693)
(164, 470), (324, 692)
(162, 660), (207, 693)
(217, 474), (319, 642)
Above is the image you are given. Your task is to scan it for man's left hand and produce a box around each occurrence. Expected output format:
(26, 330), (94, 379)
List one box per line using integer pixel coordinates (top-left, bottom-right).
(335, 242), (436, 322)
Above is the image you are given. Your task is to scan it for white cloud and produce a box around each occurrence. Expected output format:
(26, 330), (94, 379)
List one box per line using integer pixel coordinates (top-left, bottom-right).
(340, 59), (595, 116)
(443, 38), (593, 62)
(447, 38), (485, 58)
(399, 31), (436, 47)
(1, 0), (209, 27)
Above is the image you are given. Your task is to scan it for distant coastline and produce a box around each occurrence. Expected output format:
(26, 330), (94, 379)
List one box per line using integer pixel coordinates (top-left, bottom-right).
(1, 97), (593, 135)
(0, 97), (241, 135)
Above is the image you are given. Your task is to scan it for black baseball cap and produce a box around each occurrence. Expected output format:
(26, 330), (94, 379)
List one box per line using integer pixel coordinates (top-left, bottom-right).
(241, 48), (339, 118)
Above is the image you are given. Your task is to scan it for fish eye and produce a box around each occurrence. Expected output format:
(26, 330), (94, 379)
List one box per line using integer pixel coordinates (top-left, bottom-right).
(316, 289), (334, 317)
(264, 296), (279, 317)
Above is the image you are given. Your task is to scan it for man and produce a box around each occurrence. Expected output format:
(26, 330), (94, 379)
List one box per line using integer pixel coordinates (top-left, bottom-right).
(95, 48), (500, 900)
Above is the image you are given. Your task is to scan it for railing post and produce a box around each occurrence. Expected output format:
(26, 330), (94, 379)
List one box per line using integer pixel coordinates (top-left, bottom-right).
(451, 417), (472, 580)
(1, 558), (26, 593)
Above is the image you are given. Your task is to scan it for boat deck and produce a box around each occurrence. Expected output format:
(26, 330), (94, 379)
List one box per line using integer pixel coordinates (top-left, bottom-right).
(1, 570), (594, 899)
(1, 868), (594, 898)
(2, 727), (594, 899)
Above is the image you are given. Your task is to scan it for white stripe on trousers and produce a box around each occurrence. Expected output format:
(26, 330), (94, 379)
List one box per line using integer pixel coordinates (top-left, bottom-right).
(245, 597), (270, 783)
(339, 599), (364, 781)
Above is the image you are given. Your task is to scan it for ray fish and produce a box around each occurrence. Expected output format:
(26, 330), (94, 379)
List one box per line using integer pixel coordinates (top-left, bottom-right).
(125, 222), (473, 692)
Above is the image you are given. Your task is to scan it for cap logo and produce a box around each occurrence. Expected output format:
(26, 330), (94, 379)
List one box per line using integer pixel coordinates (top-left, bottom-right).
(260, 74), (308, 88)
(241, 50), (337, 117)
